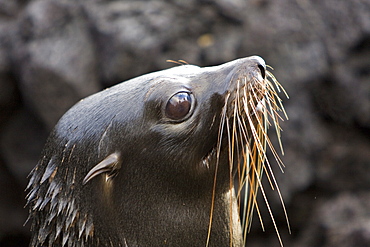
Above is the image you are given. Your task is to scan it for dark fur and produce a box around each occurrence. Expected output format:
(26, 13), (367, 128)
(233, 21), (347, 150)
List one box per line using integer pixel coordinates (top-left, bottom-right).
(27, 56), (266, 247)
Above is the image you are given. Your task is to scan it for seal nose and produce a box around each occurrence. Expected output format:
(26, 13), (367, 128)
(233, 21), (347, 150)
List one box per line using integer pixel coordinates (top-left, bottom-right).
(250, 56), (266, 79)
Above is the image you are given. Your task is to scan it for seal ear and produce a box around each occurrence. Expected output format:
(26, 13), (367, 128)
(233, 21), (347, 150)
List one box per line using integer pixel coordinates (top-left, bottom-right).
(83, 152), (121, 185)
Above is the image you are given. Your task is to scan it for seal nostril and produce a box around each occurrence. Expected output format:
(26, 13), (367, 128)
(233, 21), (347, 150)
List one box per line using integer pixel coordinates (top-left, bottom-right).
(258, 64), (266, 79)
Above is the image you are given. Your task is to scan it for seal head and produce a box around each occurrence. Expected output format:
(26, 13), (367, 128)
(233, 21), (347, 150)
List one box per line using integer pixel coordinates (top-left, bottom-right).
(26, 56), (286, 246)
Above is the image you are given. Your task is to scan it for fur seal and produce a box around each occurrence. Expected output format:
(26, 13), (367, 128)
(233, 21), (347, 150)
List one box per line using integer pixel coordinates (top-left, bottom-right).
(26, 56), (288, 247)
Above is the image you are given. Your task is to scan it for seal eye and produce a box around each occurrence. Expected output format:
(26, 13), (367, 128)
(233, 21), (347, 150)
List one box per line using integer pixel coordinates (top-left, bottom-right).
(165, 92), (192, 121)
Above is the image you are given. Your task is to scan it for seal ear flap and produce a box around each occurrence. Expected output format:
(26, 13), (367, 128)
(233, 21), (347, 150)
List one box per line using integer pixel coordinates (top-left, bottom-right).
(83, 152), (122, 185)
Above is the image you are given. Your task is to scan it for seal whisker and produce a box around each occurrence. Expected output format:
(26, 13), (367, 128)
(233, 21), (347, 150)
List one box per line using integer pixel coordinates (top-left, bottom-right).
(265, 135), (286, 172)
(263, 91), (285, 124)
(249, 76), (287, 167)
(243, 91), (271, 204)
(226, 87), (245, 245)
(232, 75), (273, 246)
(253, 77), (284, 119)
(253, 162), (284, 246)
(206, 93), (229, 247)
(226, 118), (234, 246)
(249, 86), (269, 115)
(248, 87), (286, 178)
(234, 113), (249, 191)
(266, 70), (289, 119)
(242, 132), (265, 236)
(242, 71), (291, 243)
(262, 89), (286, 155)
(266, 69), (289, 98)
(245, 182), (265, 237)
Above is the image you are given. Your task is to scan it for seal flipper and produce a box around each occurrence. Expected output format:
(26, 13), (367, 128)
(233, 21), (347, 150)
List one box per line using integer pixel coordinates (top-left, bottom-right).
(83, 152), (121, 185)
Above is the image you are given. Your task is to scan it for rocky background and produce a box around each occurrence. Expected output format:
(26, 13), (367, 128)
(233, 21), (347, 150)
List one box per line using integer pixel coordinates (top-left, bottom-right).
(0, 0), (369, 246)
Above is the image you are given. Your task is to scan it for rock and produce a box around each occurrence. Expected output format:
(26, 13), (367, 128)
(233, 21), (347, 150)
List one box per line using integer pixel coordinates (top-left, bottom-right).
(12, 0), (100, 129)
(0, 23), (20, 124)
(0, 160), (30, 243)
(296, 193), (370, 247)
(0, 0), (25, 18)
(0, 109), (48, 186)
